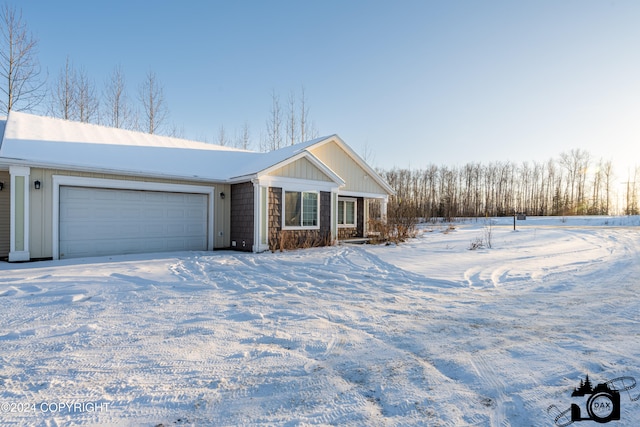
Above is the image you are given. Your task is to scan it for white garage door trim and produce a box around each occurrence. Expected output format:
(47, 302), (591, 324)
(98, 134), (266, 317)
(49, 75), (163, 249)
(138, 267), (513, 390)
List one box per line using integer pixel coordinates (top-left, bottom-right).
(52, 175), (215, 260)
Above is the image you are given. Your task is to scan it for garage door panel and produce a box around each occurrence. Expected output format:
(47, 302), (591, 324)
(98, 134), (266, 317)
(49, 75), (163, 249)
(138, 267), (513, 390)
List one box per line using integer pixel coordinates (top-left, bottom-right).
(187, 208), (206, 219)
(167, 208), (185, 219)
(186, 223), (206, 234)
(64, 207), (92, 220)
(59, 187), (209, 259)
(121, 192), (143, 202)
(95, 191), (119, 201)
(121, 208), (142, 219)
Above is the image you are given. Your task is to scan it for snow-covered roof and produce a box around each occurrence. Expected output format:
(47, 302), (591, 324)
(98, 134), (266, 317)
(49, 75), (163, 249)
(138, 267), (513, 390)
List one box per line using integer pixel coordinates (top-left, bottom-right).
(0, 112), (393, 195)
(0, 112), (339, 183)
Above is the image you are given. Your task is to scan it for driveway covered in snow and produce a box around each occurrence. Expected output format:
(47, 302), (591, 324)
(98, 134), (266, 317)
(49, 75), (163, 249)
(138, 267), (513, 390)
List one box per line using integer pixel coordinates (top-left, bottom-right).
(1, 217), (639, 426)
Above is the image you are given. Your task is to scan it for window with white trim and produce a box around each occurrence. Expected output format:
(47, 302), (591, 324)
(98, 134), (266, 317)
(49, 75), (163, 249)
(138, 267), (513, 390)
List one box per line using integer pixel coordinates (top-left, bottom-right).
(284, 191), (319, 228)
(338, 197), (356, 227)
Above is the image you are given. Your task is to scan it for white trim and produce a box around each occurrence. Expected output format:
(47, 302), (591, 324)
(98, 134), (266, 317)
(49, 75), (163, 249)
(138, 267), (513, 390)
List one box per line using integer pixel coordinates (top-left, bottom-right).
(331, 190), (338, 242)
(0, 158), (219, 184)
(252, 182), (270, 253)
(282, 189), (320, 231)
(257, 175), (340, 193)
(364, 199), (370, 236)
(8, 166), (30, 262)
(339, 190), (389, 200)
(51, 175), (215, 260)
(337, 197), (357, 228)
(252, 181), (260, 253)
(9, 165), (31, 176)
(258, 186), (269, 252)
(8, 250), (29, 262)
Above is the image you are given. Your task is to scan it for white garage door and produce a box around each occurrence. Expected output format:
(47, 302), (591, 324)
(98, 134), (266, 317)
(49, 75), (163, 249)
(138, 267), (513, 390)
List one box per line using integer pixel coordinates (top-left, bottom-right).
(59, 186), (208, 259)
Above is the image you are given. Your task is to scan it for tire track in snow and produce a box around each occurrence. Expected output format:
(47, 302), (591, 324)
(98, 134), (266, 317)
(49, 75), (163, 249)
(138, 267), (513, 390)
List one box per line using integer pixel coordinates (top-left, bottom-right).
(470, 353), (510, 426)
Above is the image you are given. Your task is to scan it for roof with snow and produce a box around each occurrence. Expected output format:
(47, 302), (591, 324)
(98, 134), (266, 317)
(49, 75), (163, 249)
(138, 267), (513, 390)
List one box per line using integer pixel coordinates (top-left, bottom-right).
(0, 112), (343, 183)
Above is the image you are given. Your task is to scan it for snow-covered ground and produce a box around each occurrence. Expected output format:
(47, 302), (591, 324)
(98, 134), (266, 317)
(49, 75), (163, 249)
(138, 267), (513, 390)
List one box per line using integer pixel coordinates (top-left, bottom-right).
(1, 216), (639, 426)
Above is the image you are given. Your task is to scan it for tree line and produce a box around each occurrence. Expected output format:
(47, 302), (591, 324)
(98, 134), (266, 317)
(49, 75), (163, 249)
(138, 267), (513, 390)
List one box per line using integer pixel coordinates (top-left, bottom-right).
(379, 148), (639, 220)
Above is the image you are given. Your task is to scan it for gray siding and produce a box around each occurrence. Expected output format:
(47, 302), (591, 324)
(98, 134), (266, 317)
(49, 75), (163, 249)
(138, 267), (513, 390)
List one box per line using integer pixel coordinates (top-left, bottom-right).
(230, 182), (254, 251)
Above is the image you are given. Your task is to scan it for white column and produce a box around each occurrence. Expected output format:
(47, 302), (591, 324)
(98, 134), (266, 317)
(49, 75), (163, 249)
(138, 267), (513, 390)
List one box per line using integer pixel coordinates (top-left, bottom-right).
(9, 166), (30, 262)
(381, 196), (388, 223)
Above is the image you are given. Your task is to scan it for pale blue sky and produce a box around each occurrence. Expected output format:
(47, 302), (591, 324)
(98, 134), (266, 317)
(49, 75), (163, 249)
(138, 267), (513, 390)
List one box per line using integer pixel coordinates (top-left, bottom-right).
(19, 1), (640, 176)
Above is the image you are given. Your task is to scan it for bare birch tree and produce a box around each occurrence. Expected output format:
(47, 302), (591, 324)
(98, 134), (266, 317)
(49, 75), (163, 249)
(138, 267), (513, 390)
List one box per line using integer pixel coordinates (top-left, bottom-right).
(235, 121), (251, 150)
(49, 56), (76, 120)
(298, 85), (318, 140)
(286, 90), (296, 145)
(76, 66), (99, 123)
(103, 65), (133, 129)
(299, 85), (309, 141)
(0, 4), (45, 114)
(265, 90), (282, 151)
(216, 124), (228, 146)
(138, 71), (168, 134)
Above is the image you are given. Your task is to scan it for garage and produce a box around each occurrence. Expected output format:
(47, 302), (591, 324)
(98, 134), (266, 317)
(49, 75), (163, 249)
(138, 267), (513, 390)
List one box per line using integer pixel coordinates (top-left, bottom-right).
(59, 186), (208, 259)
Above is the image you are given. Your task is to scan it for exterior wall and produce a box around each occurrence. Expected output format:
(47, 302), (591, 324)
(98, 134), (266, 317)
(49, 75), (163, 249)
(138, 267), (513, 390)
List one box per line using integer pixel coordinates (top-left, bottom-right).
(309, 141), (388, 195)
(0, 170), (9, 259)
(230, 182), (254, 251)
(28, 168), (230, 259)
(337, 196), (364, 240)
(268, 157), (333, 182)
(268, 187), (332, 251)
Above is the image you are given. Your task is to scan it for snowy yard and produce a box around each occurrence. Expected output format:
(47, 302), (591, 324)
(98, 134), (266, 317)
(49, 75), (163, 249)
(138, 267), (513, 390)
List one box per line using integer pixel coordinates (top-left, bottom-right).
(1, 216), (639, 426)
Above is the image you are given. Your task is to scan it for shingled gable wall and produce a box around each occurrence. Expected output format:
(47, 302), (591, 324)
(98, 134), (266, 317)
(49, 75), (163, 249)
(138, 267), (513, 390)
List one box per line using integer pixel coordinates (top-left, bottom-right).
(230, 182), (254, 251)
(268, 187), (332, 251)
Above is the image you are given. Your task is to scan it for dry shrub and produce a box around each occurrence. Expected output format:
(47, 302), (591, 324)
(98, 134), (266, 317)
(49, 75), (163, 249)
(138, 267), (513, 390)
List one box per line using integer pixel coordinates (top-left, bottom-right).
(270, 230), (333, 252)
(442, 224), (456, 234)
(368, 216), (418, 244)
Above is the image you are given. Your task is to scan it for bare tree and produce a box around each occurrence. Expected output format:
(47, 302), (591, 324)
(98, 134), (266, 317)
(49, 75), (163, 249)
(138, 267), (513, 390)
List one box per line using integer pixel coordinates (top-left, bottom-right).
(298, 85), (319, 140)
(166, 122), (185, 138)
(286, 90), (296, 145)
(0, 4), (45, 114)
(264, 89), (282, 151)
(76, 66), (99, 123)
(138, 71), (168, 134)
(49, 55), (76, 120)
(103, 64), (133, 129)
(299, 85), (309, 141)
(216, 124), (228, 146)
(560, 148), (590, 214)
(361, 141), (376, 166)
(262, 86), (318, 150)
(602, 160), (613, 214)
(235, 121), (251, 150)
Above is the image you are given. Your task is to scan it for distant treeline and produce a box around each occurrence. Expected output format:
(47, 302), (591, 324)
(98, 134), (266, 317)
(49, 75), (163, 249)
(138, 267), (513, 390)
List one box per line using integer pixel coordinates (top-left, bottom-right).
(378, 149), (639, 220)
